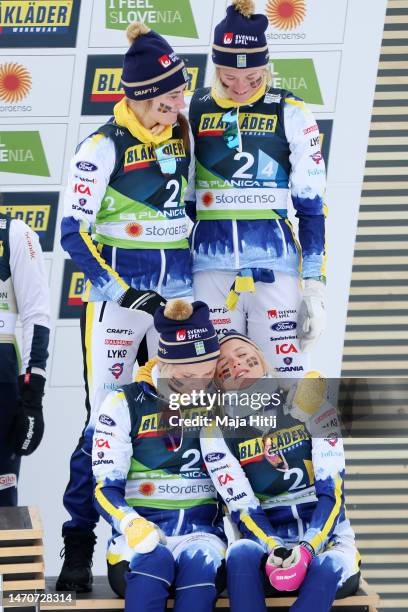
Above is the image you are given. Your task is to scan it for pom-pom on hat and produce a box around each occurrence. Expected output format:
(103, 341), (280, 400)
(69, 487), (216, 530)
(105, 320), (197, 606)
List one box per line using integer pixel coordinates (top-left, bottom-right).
(212, 0), (269, 69)
(154, 300), (220, 364)
(121, 22), (189, 101)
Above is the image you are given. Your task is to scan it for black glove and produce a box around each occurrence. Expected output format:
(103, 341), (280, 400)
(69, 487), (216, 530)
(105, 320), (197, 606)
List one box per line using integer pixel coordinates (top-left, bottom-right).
(13, 373), (45, 456)
(119, 288), (166, 316)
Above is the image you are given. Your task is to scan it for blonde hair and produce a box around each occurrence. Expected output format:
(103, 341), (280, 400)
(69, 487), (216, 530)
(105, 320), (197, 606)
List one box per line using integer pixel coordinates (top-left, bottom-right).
(212, 65), (272, 99)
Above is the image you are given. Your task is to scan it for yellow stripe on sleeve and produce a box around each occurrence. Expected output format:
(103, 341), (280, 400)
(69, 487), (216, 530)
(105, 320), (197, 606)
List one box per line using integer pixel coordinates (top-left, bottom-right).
(79, 230), (129, 291)
(284, 98), (305, 108)
(95, 481), (127, 522)
(310, 474), (343, 552)
(240, 512), (279, 550)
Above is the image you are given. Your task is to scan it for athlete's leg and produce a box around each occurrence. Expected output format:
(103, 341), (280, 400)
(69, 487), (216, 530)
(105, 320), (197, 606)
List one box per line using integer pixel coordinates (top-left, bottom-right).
(227, 539), (268, 612)
(290, 538), (360, 612)
(0, 382), (20, 506)
(193, 271), (246, 337)
(247, 272), (310, 376)
(125, 544), (175, 612)
(173, 536), (226, 612)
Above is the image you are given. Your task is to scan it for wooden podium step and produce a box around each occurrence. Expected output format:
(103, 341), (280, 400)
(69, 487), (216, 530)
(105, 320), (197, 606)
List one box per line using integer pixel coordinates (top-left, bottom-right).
(0, 506), (45, 594)
(1, 576), (378, 611)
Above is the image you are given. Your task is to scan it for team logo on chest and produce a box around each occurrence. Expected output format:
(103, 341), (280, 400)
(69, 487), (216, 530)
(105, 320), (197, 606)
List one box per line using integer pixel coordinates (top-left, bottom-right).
(124, 139), (186, 173)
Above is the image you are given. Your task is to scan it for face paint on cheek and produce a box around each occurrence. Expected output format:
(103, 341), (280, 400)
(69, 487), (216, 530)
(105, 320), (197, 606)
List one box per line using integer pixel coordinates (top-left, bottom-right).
(157, 102), (176, 113)
(219, 367), (232, 381)
(249, 76), (263, 89)
(169, 376), (183, 390)
(246, 357), (259, 368)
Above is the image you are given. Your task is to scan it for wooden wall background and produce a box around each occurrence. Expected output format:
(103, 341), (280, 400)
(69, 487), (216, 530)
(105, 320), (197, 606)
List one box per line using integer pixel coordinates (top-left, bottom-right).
(342, 1), (408, 609)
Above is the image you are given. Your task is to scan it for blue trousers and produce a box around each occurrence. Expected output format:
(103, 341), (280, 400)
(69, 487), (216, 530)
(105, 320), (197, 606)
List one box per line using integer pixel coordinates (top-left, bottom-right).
(109, 542), (225, 612)
(0, 382), (20, 507)
(226, 539), (358, 612)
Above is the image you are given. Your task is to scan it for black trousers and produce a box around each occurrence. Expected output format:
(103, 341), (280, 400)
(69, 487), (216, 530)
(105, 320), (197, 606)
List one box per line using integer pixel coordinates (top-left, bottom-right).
(0, 382), (20, 506)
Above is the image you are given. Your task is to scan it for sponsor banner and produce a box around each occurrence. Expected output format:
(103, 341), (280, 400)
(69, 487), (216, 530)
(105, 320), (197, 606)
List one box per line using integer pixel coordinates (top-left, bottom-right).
(0, 124), (67, 184)
(0, 0), (81, 48)
(0, 192), (58, 251)
(81, 53), (208, 115)
(316, 119), (333, 170)
(269, 52), (341, 112)
(89, 0), (222, 47)
(259, 0), (347, 45)
(59, 259), (85, 319)
(196, 187), (288, 212)
(0, 55), (75, 117)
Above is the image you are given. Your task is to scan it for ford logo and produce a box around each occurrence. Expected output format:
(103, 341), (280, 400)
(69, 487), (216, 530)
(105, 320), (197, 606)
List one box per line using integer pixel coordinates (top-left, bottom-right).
(271, 320), (297, 332)
(205, 452), (226, 463)
(76, 161), (98, 172)
(99, 414), (116, 427)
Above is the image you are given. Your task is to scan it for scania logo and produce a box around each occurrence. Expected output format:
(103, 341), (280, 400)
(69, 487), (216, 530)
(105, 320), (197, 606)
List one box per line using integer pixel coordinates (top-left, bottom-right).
(271, 320), (297, 332)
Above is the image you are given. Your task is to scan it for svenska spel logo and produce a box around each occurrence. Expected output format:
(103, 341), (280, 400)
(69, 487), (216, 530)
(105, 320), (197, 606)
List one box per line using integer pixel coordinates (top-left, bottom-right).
(0, 63), (31, 103)
(265, 0), (306, 30)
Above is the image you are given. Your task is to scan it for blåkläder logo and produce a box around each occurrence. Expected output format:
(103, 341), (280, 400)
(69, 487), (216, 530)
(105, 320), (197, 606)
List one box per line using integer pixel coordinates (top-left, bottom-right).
(270, 59), (323, 105)
(105, 0), (198, 39)
(0, 131), (50, 176)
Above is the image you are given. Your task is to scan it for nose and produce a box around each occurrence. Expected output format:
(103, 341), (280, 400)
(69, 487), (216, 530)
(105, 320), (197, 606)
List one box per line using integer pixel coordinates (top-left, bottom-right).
(234, 79), (249, 93)
(231, 356), (242, 369)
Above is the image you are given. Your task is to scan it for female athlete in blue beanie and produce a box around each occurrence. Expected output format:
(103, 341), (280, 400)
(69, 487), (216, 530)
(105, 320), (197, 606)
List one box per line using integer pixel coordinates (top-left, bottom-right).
(186, 0), (327, 376)
(92, 299), (226, 612)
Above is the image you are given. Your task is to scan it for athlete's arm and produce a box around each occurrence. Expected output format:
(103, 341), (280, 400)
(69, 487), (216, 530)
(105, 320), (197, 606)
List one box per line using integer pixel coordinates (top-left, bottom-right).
(184, 102), (197, 222)
(301, 397), (345, 554)
(200, 425), (283, 550)
(9, 220), (50, 376)
(92, 390), (139, 532)
(284, 96), (327, 280)
(61, 133), (129, 302)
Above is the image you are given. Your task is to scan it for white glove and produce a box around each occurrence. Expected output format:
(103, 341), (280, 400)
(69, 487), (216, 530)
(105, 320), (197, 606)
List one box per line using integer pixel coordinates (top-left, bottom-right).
(297, 279), (326, 352)
(120, 513), (162, 554)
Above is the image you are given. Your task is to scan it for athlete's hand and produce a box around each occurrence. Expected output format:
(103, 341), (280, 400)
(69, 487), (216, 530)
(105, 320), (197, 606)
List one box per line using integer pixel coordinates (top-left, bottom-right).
(268, 544), (313, 591)
(265, 546), (295, 575)
(297, 279), (326, 352)
(121, 515), (160, 553)
(13, 373), (45, 456)
(119, 288), (166, 316)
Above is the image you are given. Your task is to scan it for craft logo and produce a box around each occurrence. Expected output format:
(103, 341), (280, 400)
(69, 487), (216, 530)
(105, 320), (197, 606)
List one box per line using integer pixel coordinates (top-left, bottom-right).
(0, 1), (80, 48)
(106, 0), (198, 39)
(0, 193), (58, 251)
(265, 0), (306, 30)
(270, 59), (323, 105)
(83, 54), (207, 115)
(0, 131), (49, 176)
(59, 260), (85, 319)
(0, 62), (31, 103)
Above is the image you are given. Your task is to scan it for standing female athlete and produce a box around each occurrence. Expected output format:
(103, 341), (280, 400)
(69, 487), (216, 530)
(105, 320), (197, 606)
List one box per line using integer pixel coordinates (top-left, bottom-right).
(57, 23), (192, 591)
(187, 0), (327, 374)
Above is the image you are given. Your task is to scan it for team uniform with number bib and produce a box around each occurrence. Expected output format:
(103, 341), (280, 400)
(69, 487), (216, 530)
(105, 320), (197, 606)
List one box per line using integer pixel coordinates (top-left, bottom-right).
(60, 105), (193, 535)
(93, 359), (226, 611)
(200, 388), (360, 612)
(188, 85), (326, 374)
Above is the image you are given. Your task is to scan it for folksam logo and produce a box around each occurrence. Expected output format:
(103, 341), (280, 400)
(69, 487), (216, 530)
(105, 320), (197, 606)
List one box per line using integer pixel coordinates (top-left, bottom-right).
(270, 59), (323, 105)
(0, 131), (49, 176)
(105, 0), (198, 38)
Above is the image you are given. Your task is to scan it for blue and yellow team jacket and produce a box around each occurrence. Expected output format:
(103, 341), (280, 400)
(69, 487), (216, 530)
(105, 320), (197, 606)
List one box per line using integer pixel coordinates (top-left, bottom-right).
(92, 359), (223, 539)
(186, 86), (327, 279)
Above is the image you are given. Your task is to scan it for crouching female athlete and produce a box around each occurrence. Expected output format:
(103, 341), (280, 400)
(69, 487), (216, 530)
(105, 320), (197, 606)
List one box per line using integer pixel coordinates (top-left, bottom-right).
(92, 300), (225, 612)
(201, 331), (360, 612)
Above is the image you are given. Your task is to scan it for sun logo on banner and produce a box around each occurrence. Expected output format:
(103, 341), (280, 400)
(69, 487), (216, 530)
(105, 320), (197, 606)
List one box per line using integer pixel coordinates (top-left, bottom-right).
(125, 222), (144, 238)
(0, 63), (32, 103)
(265, 0), (306, 30)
